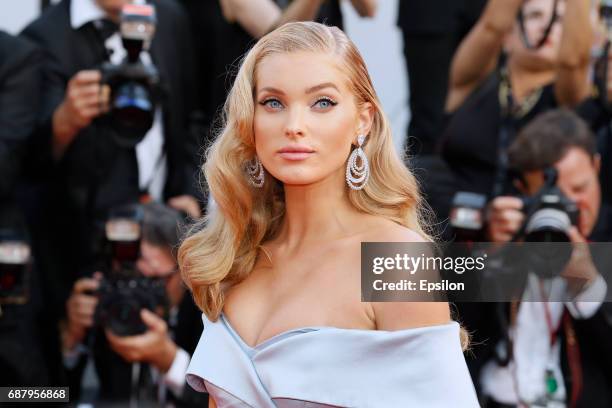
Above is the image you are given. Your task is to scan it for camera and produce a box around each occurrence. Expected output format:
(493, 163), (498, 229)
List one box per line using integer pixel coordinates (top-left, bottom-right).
(95, 204), (166, 336)
(504, 168), (579, 279)
(101, 2), (160, 148)
(517, 168), (579, 243)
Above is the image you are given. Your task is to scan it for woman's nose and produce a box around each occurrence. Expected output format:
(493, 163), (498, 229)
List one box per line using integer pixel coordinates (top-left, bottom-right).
(284, 107), (305, 138)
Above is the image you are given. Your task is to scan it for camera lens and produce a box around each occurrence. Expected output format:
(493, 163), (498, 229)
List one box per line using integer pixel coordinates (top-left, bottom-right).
(525, 208), (571, 243)
(524, 208), (573, 278)
(110, 81), (154, 147)
(114, 82), (152, 119)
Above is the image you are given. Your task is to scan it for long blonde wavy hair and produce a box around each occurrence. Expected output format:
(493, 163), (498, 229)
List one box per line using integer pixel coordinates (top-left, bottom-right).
(179, 21), (432, 322)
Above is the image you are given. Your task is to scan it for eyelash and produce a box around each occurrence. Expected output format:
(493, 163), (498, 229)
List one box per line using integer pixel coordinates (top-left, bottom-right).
(313, 97), (338, 109)
(258, 97), (338, 110)
(260, 98), (283, 109)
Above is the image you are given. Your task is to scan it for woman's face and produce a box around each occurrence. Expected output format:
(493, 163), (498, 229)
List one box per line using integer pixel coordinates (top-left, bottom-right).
(253, 51), (372, 187)
(508, 0), (566, 69)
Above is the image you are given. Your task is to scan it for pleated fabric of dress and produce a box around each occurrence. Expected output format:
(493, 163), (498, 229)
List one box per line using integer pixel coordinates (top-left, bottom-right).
(186, 313), (479, 407)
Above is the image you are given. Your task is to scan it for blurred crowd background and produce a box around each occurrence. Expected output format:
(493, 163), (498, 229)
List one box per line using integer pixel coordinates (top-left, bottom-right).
(0, 1), (611, 407)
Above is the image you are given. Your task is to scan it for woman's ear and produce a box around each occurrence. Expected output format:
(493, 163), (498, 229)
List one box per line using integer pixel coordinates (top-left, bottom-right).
(357, 102), (374, 138)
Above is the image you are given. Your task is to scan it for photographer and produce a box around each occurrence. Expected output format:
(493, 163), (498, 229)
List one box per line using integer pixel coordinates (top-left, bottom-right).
(20, 0), (202, 310)
(61, 202), (205, 406)
(430, 0), (594, 232)
(478, 109), (612, 407)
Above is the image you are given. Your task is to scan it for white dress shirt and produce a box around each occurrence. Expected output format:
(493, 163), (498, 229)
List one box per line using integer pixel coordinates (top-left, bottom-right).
(481, 273), (607, 405)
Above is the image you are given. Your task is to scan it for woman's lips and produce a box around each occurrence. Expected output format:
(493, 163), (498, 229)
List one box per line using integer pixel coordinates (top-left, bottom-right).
(278, 151), (315, 160)
(278, 147), (315, 161)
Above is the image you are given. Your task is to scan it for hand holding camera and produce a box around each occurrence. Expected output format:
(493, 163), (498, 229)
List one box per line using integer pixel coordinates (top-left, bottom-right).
(95, 204), (167, 337)
(559, 226), (599, 295)
(63, 272), (102, 351)
(105, 308), (178, 373)
(52, 3), (159, 157)
(63, 202), (180, 356)
(100, 202), (186, 372)
(52, 70), (110, 156)
(99, 2), (160, 148)
(486, 196), (525, 243)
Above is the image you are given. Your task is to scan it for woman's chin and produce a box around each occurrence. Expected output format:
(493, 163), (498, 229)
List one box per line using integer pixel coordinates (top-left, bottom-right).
(278, 178), (318, 186)
(273, 174), (323, 187)
(267, 168), (316, 186)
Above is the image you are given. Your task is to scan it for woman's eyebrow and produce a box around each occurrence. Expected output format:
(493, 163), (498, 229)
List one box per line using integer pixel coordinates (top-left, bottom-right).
(258, 86), (285, 96)
(305, 82), (340, 94)
(257, 83), (340, 96)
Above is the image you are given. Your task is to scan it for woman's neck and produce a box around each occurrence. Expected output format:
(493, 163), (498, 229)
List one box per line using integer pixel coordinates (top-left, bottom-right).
(276, 170), (361, 250)
(507, 59), (556, 103)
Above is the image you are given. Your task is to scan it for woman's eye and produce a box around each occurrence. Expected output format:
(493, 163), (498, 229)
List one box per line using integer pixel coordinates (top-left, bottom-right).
(313, 98), (337, 110)
(261, 99), (283, 109)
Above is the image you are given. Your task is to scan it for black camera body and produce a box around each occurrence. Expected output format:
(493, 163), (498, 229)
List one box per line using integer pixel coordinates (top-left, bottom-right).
(94, 204), (167, 336)
(96, 272), (166, 336)
(101, 3), (160, 148)
(101, 57), (159, 148)
(517, 168), (579, 243)
(508, 169), (580, 279)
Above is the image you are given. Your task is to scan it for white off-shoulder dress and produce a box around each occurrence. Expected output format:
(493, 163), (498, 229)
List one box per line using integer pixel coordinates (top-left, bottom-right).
(186, 313), (479, 407)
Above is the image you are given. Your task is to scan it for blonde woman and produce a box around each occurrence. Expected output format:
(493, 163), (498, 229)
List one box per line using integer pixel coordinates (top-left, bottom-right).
(180, 22), (478, 408)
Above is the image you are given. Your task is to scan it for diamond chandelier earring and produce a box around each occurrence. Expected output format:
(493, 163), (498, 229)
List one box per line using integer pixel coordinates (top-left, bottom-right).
(246, 155), (265, 188)
(346, 134), (369, 190)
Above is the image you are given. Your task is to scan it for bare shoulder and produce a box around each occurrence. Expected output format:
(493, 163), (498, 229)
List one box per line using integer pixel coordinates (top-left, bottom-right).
(372, 301), (451, 331)
(360, 217), (428, 243)
(360, 219), (450, 330)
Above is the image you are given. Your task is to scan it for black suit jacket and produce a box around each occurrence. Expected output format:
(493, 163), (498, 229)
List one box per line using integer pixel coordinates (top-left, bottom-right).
(21, 0), (202, 289)
(0, 31), (59, 388)
(397, 0), (486, 35)
(0, 31), (42, 199)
